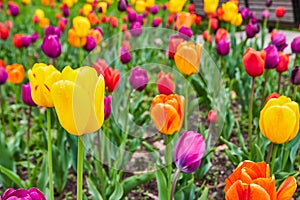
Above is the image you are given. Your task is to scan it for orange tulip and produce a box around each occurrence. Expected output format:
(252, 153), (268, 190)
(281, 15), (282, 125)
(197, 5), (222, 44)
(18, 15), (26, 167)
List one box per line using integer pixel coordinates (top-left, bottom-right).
(6, 64), (25, 84)
(150, 94), (184, 135)
(88, 29), (102, 45)
(39, 18), (50, 28)
(176, 12), (195, 29)
(174, 42), (202, 75)
(87, 12), (99, 26)
(225, 161), (297, 200)
(68, 28), (87, 48)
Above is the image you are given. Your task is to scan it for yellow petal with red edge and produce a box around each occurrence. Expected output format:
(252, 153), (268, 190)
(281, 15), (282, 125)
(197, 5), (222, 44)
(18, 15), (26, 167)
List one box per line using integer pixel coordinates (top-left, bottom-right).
(277, 176), (297, 200)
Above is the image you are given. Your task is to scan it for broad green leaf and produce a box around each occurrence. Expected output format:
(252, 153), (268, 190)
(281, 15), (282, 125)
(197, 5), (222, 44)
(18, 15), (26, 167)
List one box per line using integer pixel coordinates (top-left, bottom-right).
(0, 165), (26, 188)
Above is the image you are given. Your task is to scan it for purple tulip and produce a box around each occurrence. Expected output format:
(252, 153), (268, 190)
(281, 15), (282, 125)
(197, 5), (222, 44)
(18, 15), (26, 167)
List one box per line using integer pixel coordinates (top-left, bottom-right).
(21, 36), (32, 48)
(174, 131), (206, 174)
(179, 26), (193, 39)
(84, 36), (96, 51)
(118, 0), (127, 12)
(241, 8), (250, 20)
(128, 10), (137, 22)
(44, 26), (62, 37)
(271, 32), (288, 51)
(152, 18), (160, 27)
(162, 4), (167, 10)
(291, 66), (300, 85)
(246, 23), (259, 38)
(150, 5), (159, 14)
(266, 0), (272, 7)
(262, 9), (270, 20)
(61, 4), (69, 17)
(104, 95), (112, 120)
(216, 39), (230, 56)
(41, 35), (61, 59)
(0, 67), (8, 85)
(120, 47), (131, 64)
(136, 15), (144, 25)
(1, 188), (46, 200)
(264, 45), (280, 69)
(30, 33), (39, 42)
(291, 36), (300, 54)
(129, 66), (149, 91)
(8, 2), (19, 17)
(22, 83), (36, 107)
(130, 21), (142, 37)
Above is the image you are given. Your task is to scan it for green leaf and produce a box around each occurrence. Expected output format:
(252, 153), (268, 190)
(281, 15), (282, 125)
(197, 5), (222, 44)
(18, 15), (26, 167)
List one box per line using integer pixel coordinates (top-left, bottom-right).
(155, 169), (169, 200)
(0, 165), (26, 188)
(198, 187), (209, 200)
(122, 171), (155, 195)
(87, 177), (103, 200)
(37, 155), (48, 192)
(253, 144), (264, 162)
(108, 181), (123, 200)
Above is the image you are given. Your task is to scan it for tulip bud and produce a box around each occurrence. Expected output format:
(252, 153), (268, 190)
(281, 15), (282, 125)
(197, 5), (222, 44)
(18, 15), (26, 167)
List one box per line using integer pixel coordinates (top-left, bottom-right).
(136, 15), (144, 25)
(0, 67), (8, 85)
(178, 26), (193, 39)
(203, 30), (212, 43)
(21, 36), (32, 48)
(157, 71), (175, 95)
(271, 32), (287, 51)
(150, 5), (159, 14)
(8, 2), (19, 17)
(168, 34), (184, 59)
(41, 35), (62, 59)
(152, 17), (161, 27)
(0, 26), (9, 40)
(22, 83), (36, 107)
(241, 8), (250, 20)
(174, 131), (206, 173)
(243, 48), (265, 77)
(128, 10), (137, 22)
(215, 28), (227, 44)
(210, 18), (218, 30)
(266, 0), (272, 7)
(216, 39), (230, 56)
(265, 92), (280, 104)
(208, 110), (218, 123)
(120, 47), (131, 64)
(45, 26), (61, 37)
(130, 21), (142, 37)
(246, 23), (260, 38)
(291, 66), (300, 85)
(30, 33), (39, 42)
(291, 36), (300, 54)
(261, 9), (270, 20)
(195, 16), (202, 25)
(84, 36), (96, 51)
(104, 95), (112, 120)
(118, 0), (128, 12)
(275, 6), (286, 18)
(264, 45), (279, 69)
(1, 188), (46, 200)
(276, 52), (289, 73)
(129, 66), (149, 91)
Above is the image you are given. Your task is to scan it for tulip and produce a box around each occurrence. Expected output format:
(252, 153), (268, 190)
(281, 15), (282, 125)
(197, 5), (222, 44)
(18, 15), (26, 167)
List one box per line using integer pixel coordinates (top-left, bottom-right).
(0, 67), (8, 85)
(93, 58), (108, 75)
(265, 92), (280, 104)
(276, 52), (289, 73)
(176, 12), (195, 29)
(150, 94), (184, 134)
(136, 15), (144, 25)
(231, 13), (242, 26)
(22, 0), (31, 5)
(0, 59), (6, 68)
(275, 6), (286, 18)
(120, 47), (131, 64)
(195, 16), (202, 25)
(22, 83), (36, 107)
(21, 36), (32, 48)
(150, 5), (159, 14)
(128, 10), (137, 22)
(51, 66), (104, 135)
(216, 39), (230, 56)
(240, 8), (249, 20)
(152, 17), (161, 27)
(8, 2), (19, 17)
(6, 64), (25, 84)
(209, 18), (219, 30)
(99, 66), (120, 93)
(204, 0), (219, 14)
(104, 95), (112, 120)
(225, 161), (297, 199)
(41, 35), (62, 59)
(109, 17), (118, 28)
(68, 29), (87, 48)
(174, 42), (202, 75)
(118, 0), (127, 12)
(45, 26), (61, 37)
(83, 3), (93, 16)
(84, 36), (96, 51)
(168, 0), (186, 13)
(208, 110), (218, 123)
(188, 4), (195, 13)
(13, 34), (24, 48)
(215, 28), (227, 44)
(61, 4), (70, 17)
(291, 36), (300, 54)
(245, 23), (260, 38)
(243, 48), (265, 77)
(264, 45), (279, 69)
(222, 2), (238, 23)
(130, 21), (142, 37)
(168, 34), (185, 59)
(73, 16), (91, 37)
(259, 96), (299, 144)
(266, 0), (272, 7)
(174, 131), (206, 173)
(28, 63), (61, 107)
(1, 188), (46, 200)
(272, 32), (288, 51)
(290, 66), (300, 85)
(203, 30), (212, 43)
(30, 33), (39, 43)
(178, 26), (193, 39)
(157, 71), (175, 95)
(0, 25), (9, 40)
(129, 66), (149, 91)
(135, 0), (146, 13)
(262, 9), (270, 20)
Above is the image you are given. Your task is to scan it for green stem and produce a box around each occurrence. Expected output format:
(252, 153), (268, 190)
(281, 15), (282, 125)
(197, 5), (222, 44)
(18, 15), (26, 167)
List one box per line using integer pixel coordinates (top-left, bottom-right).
(266, 142), (273, 163)
(27, 106), (32, 186)
(277, 73), (282, 93)
(248, 77), (255, 158)
(170, 168), (180, 200)
(47, 108), (54, 200)
(281, 143), (288, 171)
(184, 77), (189, 130)
(14, 84), (19, 125)
(275, 19), (279, 30)
(261, 18), (268, 49)
(77, 135), (84, 200)
(294, 54), (298, 66)
(270, 143), (279, 175)
(164, 134), (173, 196)
(262, 70), (269, 100)
(293, 85), (297, 101)
(0, 86), (6, 135)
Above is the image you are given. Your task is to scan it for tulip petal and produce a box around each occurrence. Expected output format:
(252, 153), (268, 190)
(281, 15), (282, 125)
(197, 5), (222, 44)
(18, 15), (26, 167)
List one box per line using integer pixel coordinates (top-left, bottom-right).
(277, 176), (297, 200)
(253, 177), (277, 200)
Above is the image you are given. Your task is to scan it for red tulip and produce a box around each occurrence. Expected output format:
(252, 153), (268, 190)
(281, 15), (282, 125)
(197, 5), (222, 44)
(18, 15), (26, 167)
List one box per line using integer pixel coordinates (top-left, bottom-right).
(215, 28), (227, 43)
(13, 34), (24, 48)
(276, 52), (289, 73)
(210, 18), (218, 30)
(275, 6), (286, 18)
(265, 92), (280, 104)
(208, 110), (218, 123)
(157, 71), (175, 95)
(243, 48), (265, 77)
(203, 30), (212, 43)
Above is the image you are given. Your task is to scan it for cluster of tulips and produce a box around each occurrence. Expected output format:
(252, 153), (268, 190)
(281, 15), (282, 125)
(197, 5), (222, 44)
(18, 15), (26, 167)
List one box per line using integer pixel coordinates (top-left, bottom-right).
(0, 0), (299, 199)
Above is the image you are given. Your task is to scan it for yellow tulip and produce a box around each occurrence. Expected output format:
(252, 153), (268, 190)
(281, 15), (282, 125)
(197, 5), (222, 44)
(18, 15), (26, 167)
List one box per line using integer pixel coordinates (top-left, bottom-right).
(135, 0), (146, 13)
(130, 0), (136, 4)
(169, 0), (187, 13)
(28, 63), (61, 107)
(174, 42), (202, 75)
(73, 16), (91, 37)
(204, 0), (219, 14)
(259, 96), (299, 144)
(51, 66), (105, 136)
(83, 4), (93, 16)
(222, 2), (238, 22)
(231, 13), (242, 26)
(22, 0), (31, 5)
(145, 0), (155, 8)
(106, 0), (114, 4)
(34, 9), (45, 20)
(97, 2), (107, 14)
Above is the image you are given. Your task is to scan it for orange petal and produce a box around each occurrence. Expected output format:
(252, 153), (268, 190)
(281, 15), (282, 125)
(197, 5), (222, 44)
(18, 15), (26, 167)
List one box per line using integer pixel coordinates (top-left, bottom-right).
(253, 177), (277, 200)
(277, 176), (297, 200)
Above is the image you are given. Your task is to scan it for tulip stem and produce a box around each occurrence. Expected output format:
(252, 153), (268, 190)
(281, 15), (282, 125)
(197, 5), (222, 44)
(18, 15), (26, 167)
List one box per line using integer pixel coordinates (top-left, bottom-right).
(270, 143), (278, 175)
(293, 86), (297, 101)
(261, 18), (268, 49)
(77, 135), (84, 200)
(277, 73), (282, 93)
(266, 142), (273, 163)
(262, 70), (269, 100)
(164, 134), (173, 196)
(27, 106), (32, 186)
(275, 19), (279, 30)
(248, 77), (255, 158)
(0, 86), (6, 135)
(184, 77), (189, 130)
(170, 169), (180, 200)
(46, 108), (54, 200)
